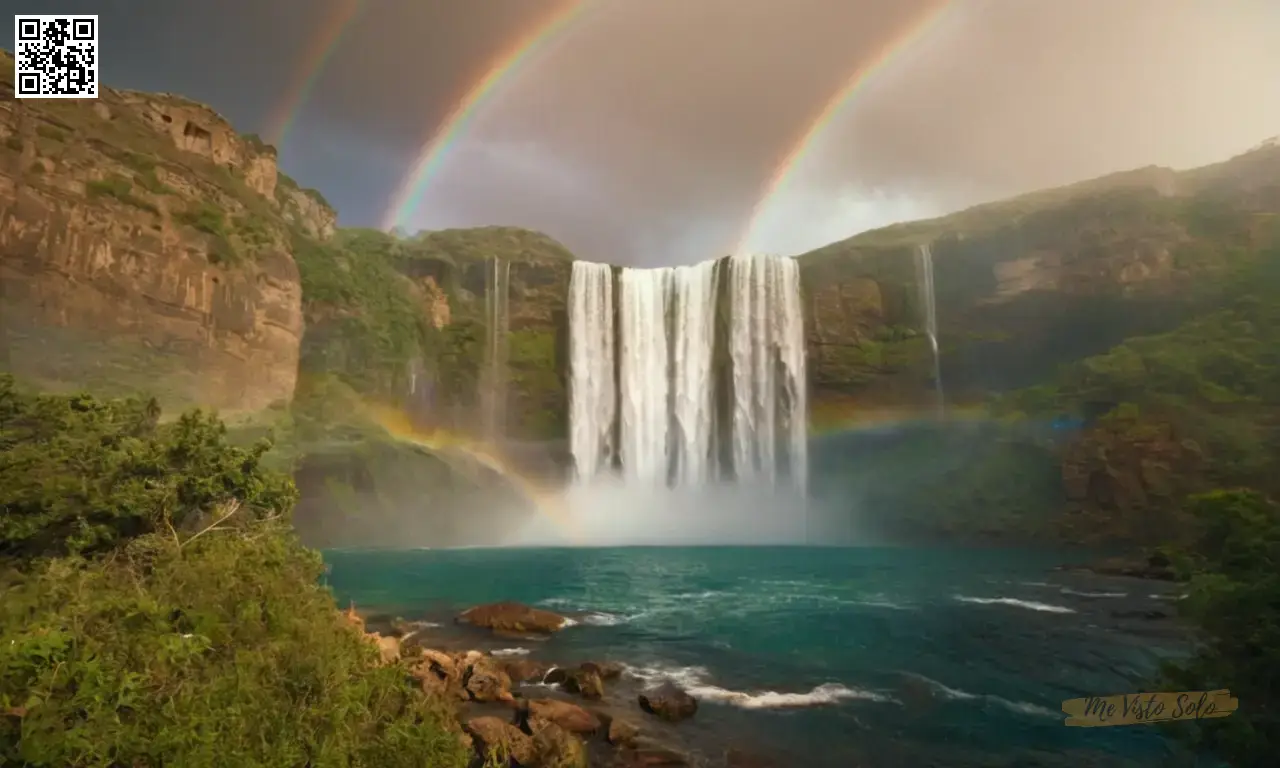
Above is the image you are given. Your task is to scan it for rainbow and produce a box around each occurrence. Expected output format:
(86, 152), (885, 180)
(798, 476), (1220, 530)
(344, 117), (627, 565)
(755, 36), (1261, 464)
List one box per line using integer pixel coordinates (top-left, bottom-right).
(262, 0), (366, 147)
(735, 1), (956, 255)
(380, 0), (597, 231)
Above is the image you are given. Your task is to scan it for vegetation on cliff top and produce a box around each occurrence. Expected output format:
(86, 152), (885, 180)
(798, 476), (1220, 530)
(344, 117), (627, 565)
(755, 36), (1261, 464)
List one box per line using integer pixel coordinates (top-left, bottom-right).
(0, 376), (470, 767)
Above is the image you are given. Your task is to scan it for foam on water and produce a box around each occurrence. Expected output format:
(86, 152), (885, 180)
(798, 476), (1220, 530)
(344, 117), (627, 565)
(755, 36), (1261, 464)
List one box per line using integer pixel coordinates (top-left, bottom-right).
(953, 595), (1076, 614)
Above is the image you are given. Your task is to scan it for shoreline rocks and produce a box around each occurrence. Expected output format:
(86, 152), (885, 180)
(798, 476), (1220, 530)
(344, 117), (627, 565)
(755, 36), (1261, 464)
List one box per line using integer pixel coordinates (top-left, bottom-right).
(343, 601), (721, 767)
(457, 600), (572, 634)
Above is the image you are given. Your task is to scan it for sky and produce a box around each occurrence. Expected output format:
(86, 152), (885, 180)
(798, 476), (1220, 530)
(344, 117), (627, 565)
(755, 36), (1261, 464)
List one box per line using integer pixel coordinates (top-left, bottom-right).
(3, 0), (1279, 265)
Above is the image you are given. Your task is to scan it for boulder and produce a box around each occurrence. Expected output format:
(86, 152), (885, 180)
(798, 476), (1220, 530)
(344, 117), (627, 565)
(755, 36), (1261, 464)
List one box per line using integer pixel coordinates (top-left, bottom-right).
(503, 658), (553, 684)
(607, 717), (640, 748)
(638, 683), (698, 722)
(368, 633), (400, 665)
(524, 698), (601, 735)
(465, 716), (535, 766)
(563, 667), (605, 700)
(544, 667), (569, 685)
(530, 721), (588, 767)
(409, 648), (461, 697)
(458, 601), (569, 634)
(463, 654), (515, 703)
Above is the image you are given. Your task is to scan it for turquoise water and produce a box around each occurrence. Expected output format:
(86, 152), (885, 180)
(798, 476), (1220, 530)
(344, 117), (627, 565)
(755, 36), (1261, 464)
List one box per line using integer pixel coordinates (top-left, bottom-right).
(324, 546), (1205, 767)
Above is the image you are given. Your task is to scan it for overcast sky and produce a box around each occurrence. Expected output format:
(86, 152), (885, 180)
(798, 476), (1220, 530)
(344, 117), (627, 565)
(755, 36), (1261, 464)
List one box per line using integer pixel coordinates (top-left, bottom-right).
(4, 0), (1278, 265)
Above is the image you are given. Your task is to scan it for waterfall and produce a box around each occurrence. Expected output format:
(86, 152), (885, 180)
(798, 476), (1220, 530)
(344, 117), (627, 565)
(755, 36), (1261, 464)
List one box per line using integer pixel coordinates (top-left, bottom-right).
(481, 256), (510, 442)
(670, 261), (719, 485)
(568, 262), (617, 481)
(619, 268), (673, 483)
(915, 243), (944, 416)
(567, 254), (806, 491)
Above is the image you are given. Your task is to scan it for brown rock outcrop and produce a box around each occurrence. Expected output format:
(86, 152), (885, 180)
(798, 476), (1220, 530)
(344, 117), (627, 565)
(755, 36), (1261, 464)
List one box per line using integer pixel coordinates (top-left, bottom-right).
(0, 50), (336, 413)
(522, 698), (601, 736)
(457, 601), (570, 634)
(465, 716), (535, 766)
(638, 683), (698, 723)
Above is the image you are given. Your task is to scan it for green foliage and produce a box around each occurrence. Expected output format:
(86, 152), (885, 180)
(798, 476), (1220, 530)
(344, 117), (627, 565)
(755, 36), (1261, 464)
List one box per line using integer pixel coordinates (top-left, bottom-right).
(1158, 490), (1280, 768)
(135, 167), (172, 195)
(174, 201), (228, 237)
(0, 382), (470, 767)
(292, 231), (431, 397)
(85, 175), (158, 214)
(0, 375), (295, 560)
(508, 329), (566, 439)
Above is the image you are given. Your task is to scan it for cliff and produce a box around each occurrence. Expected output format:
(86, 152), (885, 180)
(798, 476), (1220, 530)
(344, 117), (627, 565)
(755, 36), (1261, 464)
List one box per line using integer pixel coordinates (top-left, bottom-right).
(0, 49), (335, 414)
(801, 142), (1280, 547)
(799, 144), (1280, 410)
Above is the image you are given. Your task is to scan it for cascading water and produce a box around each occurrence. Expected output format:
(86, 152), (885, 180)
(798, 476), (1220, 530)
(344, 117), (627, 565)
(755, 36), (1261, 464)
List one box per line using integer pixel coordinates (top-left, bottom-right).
(481, 256), (511, 442)
(670, 261), (719, 485)
(568, 261), (617, 481)
(567, 254), (806, 491)
(618, 268), (673, 483)
(915, 243), (944, 416)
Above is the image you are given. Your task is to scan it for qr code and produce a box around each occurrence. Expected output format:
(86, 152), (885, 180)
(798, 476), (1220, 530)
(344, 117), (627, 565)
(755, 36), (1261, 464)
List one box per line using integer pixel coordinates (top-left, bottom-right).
(14, 15), (99, 99)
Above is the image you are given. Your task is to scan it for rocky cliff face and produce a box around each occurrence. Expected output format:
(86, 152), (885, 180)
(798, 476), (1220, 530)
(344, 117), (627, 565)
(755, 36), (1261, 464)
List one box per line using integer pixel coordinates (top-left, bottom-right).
(0, 50), (335, 413)
(798, 147), (1280, 411)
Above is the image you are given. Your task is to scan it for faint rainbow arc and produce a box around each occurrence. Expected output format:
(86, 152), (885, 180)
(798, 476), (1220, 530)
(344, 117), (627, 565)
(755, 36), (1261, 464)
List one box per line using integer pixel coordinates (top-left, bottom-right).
(380, 0), (596, 231)
(735, 1), (955, 255)
(262, 0), (366, 148)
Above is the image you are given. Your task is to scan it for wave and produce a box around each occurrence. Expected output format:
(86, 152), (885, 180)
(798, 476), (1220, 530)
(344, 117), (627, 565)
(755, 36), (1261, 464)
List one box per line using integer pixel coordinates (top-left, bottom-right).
(903, 674), (1058, 719)
(490, 647), (531, 657)
(953, 595), (1076, 614)
(1059, 588), (1127, 598)
(623, 663), (893, 710)
(579, 610), (649, 626)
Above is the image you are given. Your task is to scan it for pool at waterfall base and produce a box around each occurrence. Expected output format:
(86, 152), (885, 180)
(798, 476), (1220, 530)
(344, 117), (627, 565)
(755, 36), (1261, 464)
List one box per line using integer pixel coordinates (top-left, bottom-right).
(323, 546), (1211, 767)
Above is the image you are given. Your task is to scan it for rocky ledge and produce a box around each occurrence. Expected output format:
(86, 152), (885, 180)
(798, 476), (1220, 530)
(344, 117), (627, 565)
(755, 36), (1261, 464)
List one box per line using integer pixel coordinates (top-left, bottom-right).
(343, 601), (779, 768)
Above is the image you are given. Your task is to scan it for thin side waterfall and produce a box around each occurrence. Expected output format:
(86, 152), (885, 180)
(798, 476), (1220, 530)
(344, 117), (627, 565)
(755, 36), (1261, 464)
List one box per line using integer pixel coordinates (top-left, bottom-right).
(481, 256), (510, 442)
(618, 268), (673, 484)
(567, 254), (806, 490)
(915, 243), (944, 416)
(568, 261), (617, 481)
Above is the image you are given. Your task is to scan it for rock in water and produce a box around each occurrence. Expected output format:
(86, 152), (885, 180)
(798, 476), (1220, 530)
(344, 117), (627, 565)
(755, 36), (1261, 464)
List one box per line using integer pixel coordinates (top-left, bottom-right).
(465, 716), (535, 766)
(524, 698), (601, 735)
(579, 660), (625, 680)
(563, 667), (605, 699)
(638, 683), (698, 722)
(607, 717), (640, 748)
(502, 657), (552, 684)
(457, 600), (569, 634)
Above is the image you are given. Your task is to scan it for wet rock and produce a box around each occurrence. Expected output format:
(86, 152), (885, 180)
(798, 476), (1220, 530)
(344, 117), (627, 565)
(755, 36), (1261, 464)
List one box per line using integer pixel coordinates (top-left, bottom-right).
(504, 658), (553, 684)
(607, 717), (640, 748)
(458, 601), (569, 634)
(530, 721), (588, 767)
(465, 716), (535, 766)
(544, 667), (569, 685)
(463, 654), (515, 703)
(563, 667), (605, 700)
(523, 698), (601, 735)
(638, 683), (698, 722)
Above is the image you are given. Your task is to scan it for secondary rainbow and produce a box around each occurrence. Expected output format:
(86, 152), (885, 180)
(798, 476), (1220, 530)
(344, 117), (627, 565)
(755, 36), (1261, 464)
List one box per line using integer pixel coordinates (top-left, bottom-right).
(380, 0), (596, 231)
(262, 0), (366, 147)
(735, 1), (956, 255)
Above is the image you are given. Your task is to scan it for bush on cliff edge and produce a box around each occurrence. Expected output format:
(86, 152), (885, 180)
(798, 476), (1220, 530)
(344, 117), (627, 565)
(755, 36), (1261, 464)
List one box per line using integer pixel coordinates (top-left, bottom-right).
(0, 376), (470, 767)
